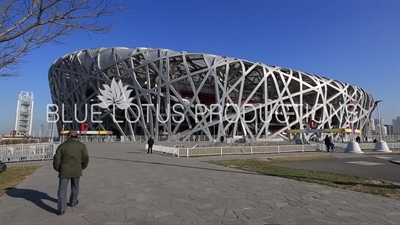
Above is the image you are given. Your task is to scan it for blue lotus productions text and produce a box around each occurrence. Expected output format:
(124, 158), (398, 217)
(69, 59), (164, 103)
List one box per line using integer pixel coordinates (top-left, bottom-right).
(46, 103), (358, 124)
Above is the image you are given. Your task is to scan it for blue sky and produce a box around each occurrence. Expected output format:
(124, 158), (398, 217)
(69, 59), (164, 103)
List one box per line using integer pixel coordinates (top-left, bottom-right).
(0, 0), (399, 135)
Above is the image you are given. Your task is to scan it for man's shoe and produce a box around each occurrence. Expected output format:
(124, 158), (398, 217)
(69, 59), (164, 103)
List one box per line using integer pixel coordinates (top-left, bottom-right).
(58, 211), (65, 215)
(71, 200), (79, 207)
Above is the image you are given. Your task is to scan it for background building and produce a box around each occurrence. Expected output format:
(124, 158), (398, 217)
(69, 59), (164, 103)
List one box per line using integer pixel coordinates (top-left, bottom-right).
(14, 91), (34, 136)
(48, 47), (376, 141)
(392, 117), (400, 135)
(385, 124), (393, 135)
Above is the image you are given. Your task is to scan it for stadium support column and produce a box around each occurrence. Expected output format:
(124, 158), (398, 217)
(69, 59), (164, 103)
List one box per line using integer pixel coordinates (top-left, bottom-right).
(264, 75), (269, 139)
(299, 74), (303, 143)
(373, 100), (391, 152)
(255, 116), (258, 136)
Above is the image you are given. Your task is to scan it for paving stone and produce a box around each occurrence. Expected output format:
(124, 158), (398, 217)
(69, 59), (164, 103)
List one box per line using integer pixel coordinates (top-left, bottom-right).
(81, 211), (111, 224)
(1, 142), (400, 225)
(104, 209), (127, 221)
(315, 217), (342, 225)
(212, 208), (226, 217)
(202, 219), (223, 225)
(221, 219), (247, 225)
(197, 210), (220, 219)
(262, 216), (279, 224)
(306, 208), (326, 217)
(275, 201), (288, 208)
(350, 214), (375, 224)
(335, 210), (355, 217)
(154, 214), (184, 225)
(290, 215), (318, 224)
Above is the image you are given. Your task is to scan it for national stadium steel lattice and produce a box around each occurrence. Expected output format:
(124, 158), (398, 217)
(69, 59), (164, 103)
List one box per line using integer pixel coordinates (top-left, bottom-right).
(48, 47), (375, 141)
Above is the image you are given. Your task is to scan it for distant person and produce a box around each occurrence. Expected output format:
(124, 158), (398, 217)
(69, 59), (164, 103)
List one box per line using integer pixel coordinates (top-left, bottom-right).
(330, 142), (336, 151)
(0, 160), (7, 173)
(356, 136), (361, 143)
(220, 136), (225, 143)
(373, 138), (377, 143)
(365, 136), (368, 142)
(324, 135), (332, 152)
(53, 131), (89, 216)
(147, 136), (154, 154)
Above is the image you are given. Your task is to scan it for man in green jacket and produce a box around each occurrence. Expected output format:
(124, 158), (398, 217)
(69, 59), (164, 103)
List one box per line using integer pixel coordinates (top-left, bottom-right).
(53, 130), (89, 215)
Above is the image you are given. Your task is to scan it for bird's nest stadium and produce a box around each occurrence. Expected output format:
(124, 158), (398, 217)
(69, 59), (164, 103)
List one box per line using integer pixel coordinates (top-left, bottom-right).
(48, 47), (375, 142)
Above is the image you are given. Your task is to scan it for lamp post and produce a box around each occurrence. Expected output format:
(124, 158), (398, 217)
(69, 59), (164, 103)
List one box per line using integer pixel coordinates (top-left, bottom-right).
(373, 100), (391, 152)
(376, 100), (383, 141)
(345, 100), (363, 153)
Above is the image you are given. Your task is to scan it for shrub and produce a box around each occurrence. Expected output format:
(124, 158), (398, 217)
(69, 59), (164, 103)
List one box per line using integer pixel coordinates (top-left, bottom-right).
(0, 139), (46, 145)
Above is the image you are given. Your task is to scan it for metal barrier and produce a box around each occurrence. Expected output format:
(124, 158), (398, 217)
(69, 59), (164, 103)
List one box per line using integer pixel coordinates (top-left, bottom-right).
(174, 144), (186, 148)
(153, 145), (179, 157)
(153, 144), (316, 158)
(0, 143), (59, 163)
(154, 141), (400, 158)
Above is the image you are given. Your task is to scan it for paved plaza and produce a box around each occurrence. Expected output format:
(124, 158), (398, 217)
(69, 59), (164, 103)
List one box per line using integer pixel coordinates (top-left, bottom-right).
(0, 142), (399, 225)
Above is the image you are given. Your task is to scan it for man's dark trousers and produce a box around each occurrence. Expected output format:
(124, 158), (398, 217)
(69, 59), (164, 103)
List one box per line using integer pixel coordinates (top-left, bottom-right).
(148, 145), (153, 154)
(57, 177), (80, 212)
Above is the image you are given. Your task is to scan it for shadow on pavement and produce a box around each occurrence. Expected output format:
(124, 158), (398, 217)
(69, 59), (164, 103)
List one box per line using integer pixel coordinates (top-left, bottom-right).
(5, 188), (58, 214)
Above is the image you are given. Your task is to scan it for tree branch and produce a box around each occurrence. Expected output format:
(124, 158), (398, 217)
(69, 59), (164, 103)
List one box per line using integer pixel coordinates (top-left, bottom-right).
(0, 0), (130, 78)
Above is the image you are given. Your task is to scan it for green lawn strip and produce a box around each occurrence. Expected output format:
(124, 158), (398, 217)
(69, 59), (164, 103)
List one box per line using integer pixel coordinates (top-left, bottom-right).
(0, 166), (42, 196)
(208, 156), (400, 200)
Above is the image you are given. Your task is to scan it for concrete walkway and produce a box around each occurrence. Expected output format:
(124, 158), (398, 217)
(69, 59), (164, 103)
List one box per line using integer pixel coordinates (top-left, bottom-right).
(0, 142), (399, 225)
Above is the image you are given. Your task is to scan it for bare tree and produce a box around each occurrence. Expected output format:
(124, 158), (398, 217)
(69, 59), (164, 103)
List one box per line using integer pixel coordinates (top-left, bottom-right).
(0, 0), (129, 77)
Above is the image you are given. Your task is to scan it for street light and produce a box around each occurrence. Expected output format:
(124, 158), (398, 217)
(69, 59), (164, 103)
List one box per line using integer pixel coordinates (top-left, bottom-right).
(344, 100), (363, 153)
(375, 100), (383, 141)
(373, 99), (391, 152)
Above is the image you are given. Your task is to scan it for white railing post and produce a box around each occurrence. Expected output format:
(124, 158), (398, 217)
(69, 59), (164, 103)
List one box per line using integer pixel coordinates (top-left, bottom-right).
(278, 146), (280, 154)
(186, 148), (189, 158)
(220, 147), (222, 156)
(42, 145), (45, 160)
(251, 146), (253, 155)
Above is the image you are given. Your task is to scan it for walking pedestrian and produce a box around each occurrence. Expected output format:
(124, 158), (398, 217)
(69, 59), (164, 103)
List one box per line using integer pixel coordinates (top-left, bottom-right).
(324, 135), (331, 152)
(147, 136), (154, 154)
(53, 130), (89, 215)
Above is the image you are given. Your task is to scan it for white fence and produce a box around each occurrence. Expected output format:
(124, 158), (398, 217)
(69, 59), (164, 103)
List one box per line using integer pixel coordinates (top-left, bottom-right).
(2, 141), (399, 163)
(153, 145), (180, 156)
(0, 143), (58, 163)
(153, 144), (316, 158)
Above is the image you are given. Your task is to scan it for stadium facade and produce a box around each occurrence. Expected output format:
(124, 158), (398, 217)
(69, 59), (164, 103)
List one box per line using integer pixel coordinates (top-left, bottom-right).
(48, 47), (375, 141)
